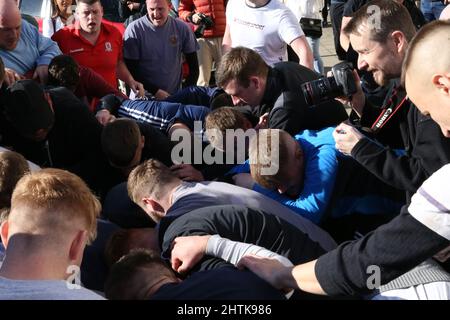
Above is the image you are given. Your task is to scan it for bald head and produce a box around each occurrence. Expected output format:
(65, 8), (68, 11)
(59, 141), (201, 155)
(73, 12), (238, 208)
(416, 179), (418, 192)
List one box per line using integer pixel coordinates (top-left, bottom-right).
(403, 20), (450, 137)
(440, 5), (450, 21)
(403, 21), (450, 89)
(0, 0), (21, 50)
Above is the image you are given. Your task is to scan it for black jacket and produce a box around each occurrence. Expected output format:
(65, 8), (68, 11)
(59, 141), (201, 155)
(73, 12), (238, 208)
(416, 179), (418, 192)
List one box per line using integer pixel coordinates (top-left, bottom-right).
(316, 205), (449, 297)
(0, 87), (113, 195)
(350, 80), (450, 203)
(159, 205), (328, 272)
(256, 62), (349, 136)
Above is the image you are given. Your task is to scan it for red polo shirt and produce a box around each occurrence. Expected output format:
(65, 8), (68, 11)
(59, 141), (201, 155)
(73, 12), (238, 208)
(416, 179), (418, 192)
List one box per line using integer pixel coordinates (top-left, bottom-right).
(52, 21), (123, 89)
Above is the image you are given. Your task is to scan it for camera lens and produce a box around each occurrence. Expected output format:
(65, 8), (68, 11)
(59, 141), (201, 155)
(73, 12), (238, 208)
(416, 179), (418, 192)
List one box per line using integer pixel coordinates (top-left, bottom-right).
(301, 76), (341, 106)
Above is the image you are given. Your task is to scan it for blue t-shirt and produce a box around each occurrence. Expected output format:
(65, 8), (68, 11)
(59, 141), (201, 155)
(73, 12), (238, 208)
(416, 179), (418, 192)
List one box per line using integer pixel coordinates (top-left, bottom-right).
(228, 127), (338, 224)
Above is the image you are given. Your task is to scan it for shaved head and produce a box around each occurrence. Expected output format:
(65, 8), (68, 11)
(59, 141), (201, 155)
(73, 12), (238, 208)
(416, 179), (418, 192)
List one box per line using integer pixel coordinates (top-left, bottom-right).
(0, 0), (21, 50)
(403, 20), (450, 137)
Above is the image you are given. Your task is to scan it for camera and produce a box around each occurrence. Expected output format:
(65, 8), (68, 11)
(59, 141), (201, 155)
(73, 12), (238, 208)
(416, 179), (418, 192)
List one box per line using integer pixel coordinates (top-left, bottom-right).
(194, 13), (215, 38)
(301, 61), (357, 106)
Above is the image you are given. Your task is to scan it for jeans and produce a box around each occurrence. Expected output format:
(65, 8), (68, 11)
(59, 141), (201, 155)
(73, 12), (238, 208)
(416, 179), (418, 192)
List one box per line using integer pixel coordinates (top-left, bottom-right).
(306, 36), (324, 75)
(420, 0), (446, 21)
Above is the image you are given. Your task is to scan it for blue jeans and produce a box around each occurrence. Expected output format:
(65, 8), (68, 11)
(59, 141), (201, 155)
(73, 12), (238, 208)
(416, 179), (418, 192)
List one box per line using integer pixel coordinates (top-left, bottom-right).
(306, 36), (324, 75)
(421, 0), (446, 21)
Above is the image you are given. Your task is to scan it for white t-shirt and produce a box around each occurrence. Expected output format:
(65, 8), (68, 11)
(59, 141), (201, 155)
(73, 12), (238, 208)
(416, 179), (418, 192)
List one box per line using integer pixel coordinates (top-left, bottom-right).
(226, 0), (304, 66)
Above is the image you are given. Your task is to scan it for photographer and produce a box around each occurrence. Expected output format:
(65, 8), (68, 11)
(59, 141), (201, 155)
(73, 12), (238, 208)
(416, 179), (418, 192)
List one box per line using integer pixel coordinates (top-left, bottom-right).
(215, 46), (348, 136)
(332, 0), (450, 204)
(178, 0), (226, 86)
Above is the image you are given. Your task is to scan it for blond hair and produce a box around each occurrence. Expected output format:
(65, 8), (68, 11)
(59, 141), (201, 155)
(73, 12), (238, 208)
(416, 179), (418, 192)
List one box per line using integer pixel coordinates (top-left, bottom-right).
(249, 129), (293, 190)
(127, 159), (179, 205)
(10, 168), (100, 244)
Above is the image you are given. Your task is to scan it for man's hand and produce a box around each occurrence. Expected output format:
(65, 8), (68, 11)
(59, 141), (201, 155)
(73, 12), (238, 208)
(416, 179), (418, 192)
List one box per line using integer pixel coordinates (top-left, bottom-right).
(232, 173), (255, 189)
(154, 89), (170, 100)
(95, 109), (115, 125)
(332, 123), (364, 156)
(237, 254), (294, 291)
(191, 13), (202, 24)
(170, 163), (204, 182)
(33, 65), (49, 84)
(333, 70), (366, 117)
(254, 112), (269, 130)
(128, 79), (145, 98)
(4, 68), (24, 86)
(171, 235), (211, 274)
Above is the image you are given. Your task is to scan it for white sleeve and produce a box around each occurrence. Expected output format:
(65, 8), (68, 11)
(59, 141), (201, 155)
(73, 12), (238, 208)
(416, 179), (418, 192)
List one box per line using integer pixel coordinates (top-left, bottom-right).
(278, 6), (304, 44)
(205, 234), (293, 267)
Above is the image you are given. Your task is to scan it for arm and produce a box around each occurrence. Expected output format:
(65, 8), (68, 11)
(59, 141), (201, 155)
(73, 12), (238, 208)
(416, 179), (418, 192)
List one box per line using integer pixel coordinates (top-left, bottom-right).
(124, 58), (170, 99)
(177, 0), (196, 22)
(350, 111), (450, 193)
(339, 16), (352, 52)
(240, 166), (450, 297)
(183, 52), (199, 87)
(289, 36), (314, 70)
(170, 234), (292, 274)
(31, 23), (62, 84)
(116, 59), (145, 98)
(222, 23), (232, 53)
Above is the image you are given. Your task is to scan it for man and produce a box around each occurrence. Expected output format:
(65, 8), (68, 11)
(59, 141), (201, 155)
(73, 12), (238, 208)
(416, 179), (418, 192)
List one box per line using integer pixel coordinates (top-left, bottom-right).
(47, 54), (127, 112)
(95, 93), (209, 136)
(52, 0), (144, 96)
(127, 159), (337, 250)
(101, 118), (173, 177)
(0, 0), (61, 85)
(178, 0), (226, 86)
(223, 0), (314, 69)
(238, 20), (450, 300)
(215, 46), (348, 136)
(104, 248), (286, 300)
(0, 79), (112, 195)
(332, 0), (450, 204)
(0, 168), (104, 299)
(123, 0), (199, 99)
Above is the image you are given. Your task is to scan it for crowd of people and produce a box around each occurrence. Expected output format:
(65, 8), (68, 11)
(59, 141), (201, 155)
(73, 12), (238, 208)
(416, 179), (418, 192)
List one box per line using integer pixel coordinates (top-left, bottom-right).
(0, 0), (449, 300)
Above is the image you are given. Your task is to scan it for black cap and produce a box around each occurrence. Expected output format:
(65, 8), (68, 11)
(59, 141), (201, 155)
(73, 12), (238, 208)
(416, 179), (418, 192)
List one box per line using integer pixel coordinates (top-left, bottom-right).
(3, 80), (54, 138)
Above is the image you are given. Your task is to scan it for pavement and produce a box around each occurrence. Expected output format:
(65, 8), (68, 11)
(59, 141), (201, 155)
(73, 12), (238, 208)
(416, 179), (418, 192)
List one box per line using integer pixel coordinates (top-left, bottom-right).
(319, 23), (341, 73)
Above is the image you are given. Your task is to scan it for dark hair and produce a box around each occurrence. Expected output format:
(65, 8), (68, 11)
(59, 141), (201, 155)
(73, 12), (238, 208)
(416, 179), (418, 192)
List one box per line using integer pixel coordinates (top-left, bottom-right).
(343, 0), (416, 43)
(216, 47), (268, 88)
(104, 248), (175, 300)
(48, 55), (80, 90)
(101, 118), (141, 168)
(76, 0), (101, 5)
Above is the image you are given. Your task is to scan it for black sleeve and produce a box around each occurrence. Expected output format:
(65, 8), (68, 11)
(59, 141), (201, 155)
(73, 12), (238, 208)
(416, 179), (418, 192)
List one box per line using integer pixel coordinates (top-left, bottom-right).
(315, 206), (450, 297)
(124, 58), (159, 94)
(183, 52), (199, 87)
(351, 108), (450, 193)
(269, 92), (348, 135)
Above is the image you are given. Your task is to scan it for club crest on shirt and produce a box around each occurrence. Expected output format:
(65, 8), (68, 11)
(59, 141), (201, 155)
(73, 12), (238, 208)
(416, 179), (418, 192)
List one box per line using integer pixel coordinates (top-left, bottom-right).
(169, 35), (178, 46)
(105, 42), (113, 52)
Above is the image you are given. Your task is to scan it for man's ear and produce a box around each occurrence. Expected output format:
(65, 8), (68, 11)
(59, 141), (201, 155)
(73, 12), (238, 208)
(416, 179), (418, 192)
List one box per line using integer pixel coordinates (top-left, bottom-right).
(69, 230), (88, 263)
(140, 135), (145, 148)
(432, 73), (450, 96)
(142, 197), (163, 213)
(391, 31), (407, 53)
(249, 76), (261, 89)
(0, 221), (9, 248)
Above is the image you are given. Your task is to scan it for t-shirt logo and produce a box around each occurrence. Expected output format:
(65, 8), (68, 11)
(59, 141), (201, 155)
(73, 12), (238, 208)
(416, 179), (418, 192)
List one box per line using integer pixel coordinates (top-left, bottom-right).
(105, 42), (113, 52)
(169, 35), (177, 46)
